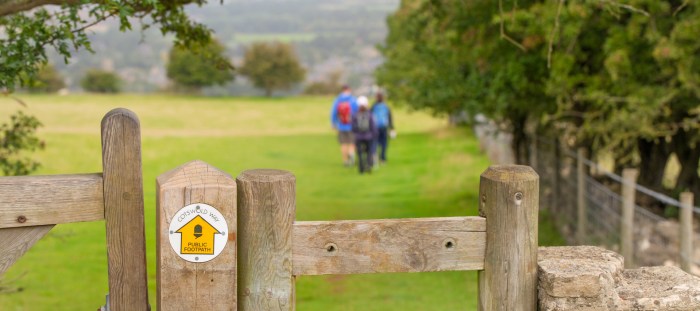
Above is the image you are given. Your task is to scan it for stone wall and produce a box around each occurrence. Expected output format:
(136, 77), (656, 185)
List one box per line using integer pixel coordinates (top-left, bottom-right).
(538, 246), (700, 310)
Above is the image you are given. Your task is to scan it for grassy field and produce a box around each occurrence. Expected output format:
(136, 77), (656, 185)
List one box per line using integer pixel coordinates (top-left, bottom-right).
(0, 94), (564, 310)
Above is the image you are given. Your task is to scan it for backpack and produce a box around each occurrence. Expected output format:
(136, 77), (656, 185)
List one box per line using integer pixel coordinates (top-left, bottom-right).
(337, 101), (352, 125)
(373, 103), (390, 128)
(356, 112), (371, 133)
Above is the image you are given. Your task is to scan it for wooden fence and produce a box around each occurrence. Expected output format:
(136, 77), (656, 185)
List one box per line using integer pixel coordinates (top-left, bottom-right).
(0, 108), (149, 311)
(1, 108), (542, 310)
(157, 162), (540, 310)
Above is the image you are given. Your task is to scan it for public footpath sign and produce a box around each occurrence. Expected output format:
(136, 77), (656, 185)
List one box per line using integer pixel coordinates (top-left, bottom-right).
(168, 203), (228, 262)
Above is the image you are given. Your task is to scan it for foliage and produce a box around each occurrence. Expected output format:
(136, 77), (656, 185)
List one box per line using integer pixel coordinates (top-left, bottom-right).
(303, 71), (343, 95)
(80, 70), (121, 93)
(24, 64), (65, 94)
(166, 39), (234, 92)
(378, 0), (700, 197)
(239, 42), (306, 96)
(0, 0), (214, 92)
(0, 110), (43, 176)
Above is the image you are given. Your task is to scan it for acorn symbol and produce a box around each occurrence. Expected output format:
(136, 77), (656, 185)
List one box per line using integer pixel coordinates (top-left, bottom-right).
(194, 224), (202, 238)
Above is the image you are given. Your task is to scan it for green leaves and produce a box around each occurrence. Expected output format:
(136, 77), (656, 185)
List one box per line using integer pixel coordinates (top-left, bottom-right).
(0, 110), (44, 176)
(379, 0), (700, 193)
(166, 38), (234, 92)
(239, 42), (306, 97)
(0, 0), (214, 92)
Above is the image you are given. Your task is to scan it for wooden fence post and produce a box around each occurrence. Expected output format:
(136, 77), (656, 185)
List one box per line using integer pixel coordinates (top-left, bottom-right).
(478, 165), (538, 311)
(576, 148), (587, 244)
(156, 161), (237, 310)
(101, 108), (149, 311)
(621, 168), (638, 268)
(680, 192), (695, 273)
(237, 169), (296, 311)
(551, 139), (560, 215)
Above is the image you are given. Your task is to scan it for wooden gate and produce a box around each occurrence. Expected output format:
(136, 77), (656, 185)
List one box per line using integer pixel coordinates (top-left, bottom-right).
(0, 108), (149, 311)
(157, 162), (539, 310)
(1, 108), (539, 311)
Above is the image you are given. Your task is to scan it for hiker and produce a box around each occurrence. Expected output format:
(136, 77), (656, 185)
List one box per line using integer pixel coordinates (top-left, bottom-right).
(330, 85), (358, 166)
(352, 96), (376, 174)
(371, 92), (394, 165)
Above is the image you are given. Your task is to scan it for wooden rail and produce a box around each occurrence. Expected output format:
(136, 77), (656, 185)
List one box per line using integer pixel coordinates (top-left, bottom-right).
(0, 173), (104, 228)
(292, 216), (486, 275)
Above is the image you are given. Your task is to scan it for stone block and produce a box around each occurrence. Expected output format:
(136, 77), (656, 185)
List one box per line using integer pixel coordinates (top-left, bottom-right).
(615, 266), (700, 310)
(538, 246), (700, 311)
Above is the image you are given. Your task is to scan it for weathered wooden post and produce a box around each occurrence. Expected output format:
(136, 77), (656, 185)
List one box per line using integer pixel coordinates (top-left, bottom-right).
(101, 108), (149, 311)
(621, 168), (638, 268)
(478, 165), (538, 311)
(680, 192), (695, 272)
(576, 148), (587, 244)
(237, 169), (296, 311)
(156, 161), (237, 310)
(551, 139), (560, 215)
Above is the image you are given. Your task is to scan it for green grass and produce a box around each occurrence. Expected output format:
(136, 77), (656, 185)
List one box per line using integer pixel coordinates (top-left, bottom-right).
(0, 94), (564, 310)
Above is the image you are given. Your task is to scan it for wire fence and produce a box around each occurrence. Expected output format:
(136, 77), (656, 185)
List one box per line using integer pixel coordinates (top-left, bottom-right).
(533, 136), (699, 270)
(473, 120), (698, 272)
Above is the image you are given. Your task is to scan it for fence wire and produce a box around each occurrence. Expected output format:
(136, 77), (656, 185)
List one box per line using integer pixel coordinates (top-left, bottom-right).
(532, 136), (699, 270)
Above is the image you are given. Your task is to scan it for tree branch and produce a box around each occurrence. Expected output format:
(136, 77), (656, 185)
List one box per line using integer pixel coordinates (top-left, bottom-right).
(499, 0), (526, 51)
(547, 0), (564, 68)
(0, 0), (81, 17)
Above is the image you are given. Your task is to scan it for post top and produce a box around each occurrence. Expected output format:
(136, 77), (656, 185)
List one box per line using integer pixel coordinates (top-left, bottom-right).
(480, 165), (538, 182)
(157, 160), (235, 187)
(101, 108), (139, 128)
(622, 168), (639, 179)
(237, 169), (295, 183)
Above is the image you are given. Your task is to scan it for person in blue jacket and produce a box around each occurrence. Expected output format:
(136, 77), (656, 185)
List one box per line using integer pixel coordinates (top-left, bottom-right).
(330, 85), (359, 166)
(371, 92), (394, 165)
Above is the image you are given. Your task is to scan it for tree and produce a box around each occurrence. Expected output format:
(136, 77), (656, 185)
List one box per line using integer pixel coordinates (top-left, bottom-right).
(378, 0), (700, 197)
(166, 39), (234, 92)
(0, 0), (217, 177)
(25, 63), (65, 93)
(0, 0), (215, 92)
(0, 110), (43, 176)
(535, 1), (700, 196)
(240, 42), (306, 96)
(377, 0), (553, 164)
(81, 69), (121, 93)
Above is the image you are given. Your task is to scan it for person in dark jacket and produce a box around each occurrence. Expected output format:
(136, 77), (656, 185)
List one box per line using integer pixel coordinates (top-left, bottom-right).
(352, 96), (377, 174)
(370, 92), (394, 165)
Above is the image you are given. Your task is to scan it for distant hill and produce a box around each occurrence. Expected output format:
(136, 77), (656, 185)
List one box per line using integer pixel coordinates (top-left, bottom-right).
(50, 0), (398, 95)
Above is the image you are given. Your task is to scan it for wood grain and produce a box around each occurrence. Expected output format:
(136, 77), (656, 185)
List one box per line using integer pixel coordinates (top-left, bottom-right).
(157, 160), (237, 311)
(680, 192), (694, 272)
(237, 169), (295, 311)
(101, 108), (149, 311)
(0, 225), (53, 275)
(576, 148), (587, 243)
(621, 168), (638, 268)
(292, 217), (485, 276)
(0, 174), (104, 228)
(477, 165), (539, 311)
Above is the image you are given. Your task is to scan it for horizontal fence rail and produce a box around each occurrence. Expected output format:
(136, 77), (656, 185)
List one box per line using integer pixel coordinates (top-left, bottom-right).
(292, 216), (486, 275)
(0, 173), (105, 228)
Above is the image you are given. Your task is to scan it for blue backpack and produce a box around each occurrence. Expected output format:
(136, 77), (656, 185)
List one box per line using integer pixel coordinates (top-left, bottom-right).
(372, 103), (390, 128)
